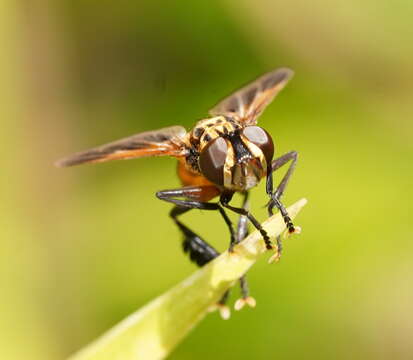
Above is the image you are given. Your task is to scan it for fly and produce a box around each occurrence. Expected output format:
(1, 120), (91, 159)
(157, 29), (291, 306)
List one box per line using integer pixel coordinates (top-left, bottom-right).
(56, 68), (300, 315)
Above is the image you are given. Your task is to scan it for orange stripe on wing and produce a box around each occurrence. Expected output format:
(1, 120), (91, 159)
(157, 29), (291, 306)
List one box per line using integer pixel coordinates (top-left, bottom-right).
(55, 143), (185, 167)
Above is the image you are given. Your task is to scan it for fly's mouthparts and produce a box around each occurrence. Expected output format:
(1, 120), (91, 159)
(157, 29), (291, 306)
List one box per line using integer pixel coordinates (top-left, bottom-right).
(241, 163), (247, 177)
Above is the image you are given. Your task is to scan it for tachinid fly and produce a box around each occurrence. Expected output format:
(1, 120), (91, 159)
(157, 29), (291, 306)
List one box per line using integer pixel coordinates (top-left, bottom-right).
(56, 68), (300, 316)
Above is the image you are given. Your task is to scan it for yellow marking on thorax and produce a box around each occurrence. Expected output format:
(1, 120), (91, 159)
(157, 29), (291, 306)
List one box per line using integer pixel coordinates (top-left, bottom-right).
(197, 118), (239, 152)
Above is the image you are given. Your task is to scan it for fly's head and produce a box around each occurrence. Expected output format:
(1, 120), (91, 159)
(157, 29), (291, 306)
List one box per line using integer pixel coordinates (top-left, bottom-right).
(198, 126), (274, 191)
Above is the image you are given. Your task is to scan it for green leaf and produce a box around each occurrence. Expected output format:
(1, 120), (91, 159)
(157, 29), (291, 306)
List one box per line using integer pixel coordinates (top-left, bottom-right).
(69, 198), (307, 360)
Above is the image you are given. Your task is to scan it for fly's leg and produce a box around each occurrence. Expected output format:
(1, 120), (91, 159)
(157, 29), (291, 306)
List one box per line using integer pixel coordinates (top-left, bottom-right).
(157, 186), (233, 267)
(170, 205), (219, 266)
(157, 187), (261, 316)
(266, 151), (298, 226)
(156, 186), (236, 247)
(265, 151), (300, 262)
(168, 204), (232, 319)
(232, 192), (257, 310)
(229, 191), (250, 251)
(234, 276), (256, 310)
(157, 186), (235, 319)
(219, 193), (257, 313)
(220, 192), (273, 250)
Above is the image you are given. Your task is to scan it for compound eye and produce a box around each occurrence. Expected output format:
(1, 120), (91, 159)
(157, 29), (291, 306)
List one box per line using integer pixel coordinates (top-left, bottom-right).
(199, 137), (228, 186)
(242, 126), (274, 164)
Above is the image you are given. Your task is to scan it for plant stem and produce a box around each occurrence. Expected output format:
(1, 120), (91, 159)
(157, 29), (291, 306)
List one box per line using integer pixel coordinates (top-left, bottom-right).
(69, 198), (307, 360)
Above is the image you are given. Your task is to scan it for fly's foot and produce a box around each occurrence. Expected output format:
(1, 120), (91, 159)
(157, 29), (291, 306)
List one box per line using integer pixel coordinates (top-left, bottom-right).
(208, 303), (231, 320)
(228, 242), (237, 253)
(269, 225), (302, 263)
(208, 303), (231, 319)
(268, 235), (282, 263)
(219, 304), (231, 320)
(208, 290), (231, 320)
(267, 197), (297, 236)
(268, 250), (281, 264)
(284, 225), (302, 239)
(261, 230), (273, 250)
(234, 296), (256, 311)
(236, 275), (255, 310)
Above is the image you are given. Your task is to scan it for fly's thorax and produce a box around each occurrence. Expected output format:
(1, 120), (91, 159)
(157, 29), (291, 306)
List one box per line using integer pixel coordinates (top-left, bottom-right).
(188, 116), (241, 152)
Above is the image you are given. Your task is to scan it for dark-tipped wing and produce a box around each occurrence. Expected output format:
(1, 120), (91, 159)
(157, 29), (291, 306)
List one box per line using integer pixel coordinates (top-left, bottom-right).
(55, 126), (187, 167)
(209, 68), (294, 125)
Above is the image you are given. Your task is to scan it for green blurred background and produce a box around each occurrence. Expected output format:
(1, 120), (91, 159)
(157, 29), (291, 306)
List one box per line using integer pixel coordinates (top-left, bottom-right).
(2, 1), (412, 359)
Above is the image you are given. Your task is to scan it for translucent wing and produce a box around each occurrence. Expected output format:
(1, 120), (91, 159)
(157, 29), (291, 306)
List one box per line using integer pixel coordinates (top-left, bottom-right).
(55, 126), (187, 167)
(209, 68), (294, 125)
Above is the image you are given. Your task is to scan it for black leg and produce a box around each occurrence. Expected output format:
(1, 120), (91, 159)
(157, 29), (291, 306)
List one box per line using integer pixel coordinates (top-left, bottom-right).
(232, 193), (256, 310)
(265, 151), (299, 262)
(234, 192), (250, 295)
(235, 192), (250, 245)
(171, 204), (233, 318)
(158, 188), (258, 316)
(240, 276), (249, 298)
(169, 205), (219, 267)
(266, 151), (298, 226)
(267, 151), (298, 200)
(220, 192), (273, 250)
(157, 186), (237, 318)
(221, 192), (257, 313)
(156, 187), (236, 248)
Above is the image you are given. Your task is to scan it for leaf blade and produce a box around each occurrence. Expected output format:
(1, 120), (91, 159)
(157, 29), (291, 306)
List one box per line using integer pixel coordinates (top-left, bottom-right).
(69, 198), (307, 360)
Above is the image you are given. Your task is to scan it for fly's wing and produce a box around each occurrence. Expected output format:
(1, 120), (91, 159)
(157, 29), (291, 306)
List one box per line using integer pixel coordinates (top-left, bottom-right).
(55, 126), (187, 167)
(209, 68), (294, 126)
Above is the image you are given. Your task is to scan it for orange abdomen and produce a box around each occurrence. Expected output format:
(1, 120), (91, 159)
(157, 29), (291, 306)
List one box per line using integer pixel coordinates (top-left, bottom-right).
(176, 159), (221, 201)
